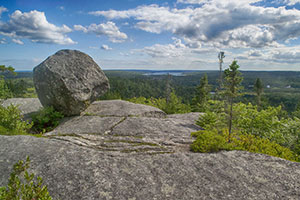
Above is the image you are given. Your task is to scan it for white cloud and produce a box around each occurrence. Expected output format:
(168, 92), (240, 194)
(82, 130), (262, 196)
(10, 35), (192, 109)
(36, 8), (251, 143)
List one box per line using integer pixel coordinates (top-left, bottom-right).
(177, 0), (263, 5)
(137, 37), (186, 58)
(59, 6), (65, 11)
(0, 38), (6, 44)
(236, 46), (300, 64)
(101, 44), (112, 50)
(285, 0), (300, 5)
(0, 10), (75, 44)
(12, 38), (24, 45)
(269, 47), (300, 63)
(74, 21), (127, 43)
(0, 6), (8, 17)
(91, 3), (300, 49)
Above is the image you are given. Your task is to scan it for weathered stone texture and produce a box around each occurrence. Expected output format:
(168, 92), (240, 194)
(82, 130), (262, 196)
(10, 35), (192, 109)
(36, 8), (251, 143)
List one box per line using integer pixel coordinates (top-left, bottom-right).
(82, 99), (166, 118)
(1, 135), (300, 200)
(33, 49), (109, 116)
(1, 98), (300, 199)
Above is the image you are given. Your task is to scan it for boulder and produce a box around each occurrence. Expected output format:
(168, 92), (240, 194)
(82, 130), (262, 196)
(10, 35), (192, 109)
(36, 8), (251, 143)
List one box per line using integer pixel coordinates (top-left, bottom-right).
(33, 49), (109, 116)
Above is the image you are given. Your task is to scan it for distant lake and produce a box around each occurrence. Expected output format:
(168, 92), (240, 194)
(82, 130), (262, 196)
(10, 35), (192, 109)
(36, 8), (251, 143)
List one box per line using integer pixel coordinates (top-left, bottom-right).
(143, 72), (185, 76)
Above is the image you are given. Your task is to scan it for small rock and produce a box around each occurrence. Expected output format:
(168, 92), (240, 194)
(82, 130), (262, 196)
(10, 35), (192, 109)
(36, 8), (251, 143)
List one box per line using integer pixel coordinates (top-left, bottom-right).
(33, 49), (109, 116)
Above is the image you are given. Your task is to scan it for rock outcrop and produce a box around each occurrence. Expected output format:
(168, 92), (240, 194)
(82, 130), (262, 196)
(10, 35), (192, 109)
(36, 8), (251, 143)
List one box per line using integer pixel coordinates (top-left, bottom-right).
(33, 49), (109, 116)
(1, 98), (300, 200)
(1, 98), (42, 121)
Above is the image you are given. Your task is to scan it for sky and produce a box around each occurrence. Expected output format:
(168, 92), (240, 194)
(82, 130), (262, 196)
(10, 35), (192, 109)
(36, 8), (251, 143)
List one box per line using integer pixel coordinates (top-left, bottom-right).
(1, 0), (300, 71)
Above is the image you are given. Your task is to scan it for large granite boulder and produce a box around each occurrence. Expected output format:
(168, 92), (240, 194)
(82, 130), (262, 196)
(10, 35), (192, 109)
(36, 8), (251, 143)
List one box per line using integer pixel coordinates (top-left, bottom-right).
(33, 49), (109, 116)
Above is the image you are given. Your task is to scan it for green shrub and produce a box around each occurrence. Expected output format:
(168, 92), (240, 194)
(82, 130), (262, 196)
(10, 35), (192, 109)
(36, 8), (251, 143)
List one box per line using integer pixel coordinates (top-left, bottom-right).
(231, 134), (297, 162)
(0, 157), (53, 200)
(191, 130), (229, 153)
(191, 129), (298, 162)
(31, 107), (64, 133)
(196, 102), (300, 154)
(0, 105), (32, 135)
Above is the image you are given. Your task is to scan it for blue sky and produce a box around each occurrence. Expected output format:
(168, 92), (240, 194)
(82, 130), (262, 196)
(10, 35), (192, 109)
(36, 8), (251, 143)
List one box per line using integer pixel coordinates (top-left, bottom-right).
(1, 0), (300, 71)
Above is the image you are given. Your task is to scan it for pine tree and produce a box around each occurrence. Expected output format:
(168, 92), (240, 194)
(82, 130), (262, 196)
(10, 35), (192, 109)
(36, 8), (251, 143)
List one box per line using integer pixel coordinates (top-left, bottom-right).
(223, 60), (243, 141)
(192, 73), (210, 112)
(254, 78), (263, 109)
(165, 73), (172, 104)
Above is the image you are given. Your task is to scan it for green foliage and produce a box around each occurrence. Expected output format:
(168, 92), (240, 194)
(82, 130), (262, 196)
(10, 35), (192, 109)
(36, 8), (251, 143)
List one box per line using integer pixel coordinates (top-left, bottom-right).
(0, 78), (13, 99)
(0, 65), (16, 75)
(223, 61), (243, 99)
(223, 60), (243, 138)
(0, 105), (32, 135)
(191, 130), (298, 162)
(254, 78), (263, 108)
(196, 111), (226, 132)
(5, 70), (300, 115)
(99, 91), (121, 100)
(197, 101), (300, 155)
(191, 130), (229, 153)
(163, 91), (191, 114)
(128, 91), (191, 114)
(231, 134), (297, 161)
(233, 103), (282, 137)
(0, 65), (16, 99)
(31, 107), (64, 133)
(192, 73), (211, 112)
(292, 101), (300, 118)
(233, 103), (300, 153)
(5, 79), (36, 98)
(0, 157), (53, 200)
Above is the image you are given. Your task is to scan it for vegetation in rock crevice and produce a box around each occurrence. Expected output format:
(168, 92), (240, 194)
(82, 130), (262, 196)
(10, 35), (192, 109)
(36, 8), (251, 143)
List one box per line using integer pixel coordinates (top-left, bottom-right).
(0, 157), (54, 200)
(30, 107), (64, 134)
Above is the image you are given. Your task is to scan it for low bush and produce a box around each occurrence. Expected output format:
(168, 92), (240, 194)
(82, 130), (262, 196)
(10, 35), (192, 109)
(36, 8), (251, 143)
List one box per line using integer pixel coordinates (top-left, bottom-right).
(196, 102), (300, 154)
(31, 107), (64, 133)
(0, 157), (53, 200)
(191, 129), (229, 153)
(0, 104), (32, 135)
(231, 134), (297, 161)
(191, 129), (298, 162)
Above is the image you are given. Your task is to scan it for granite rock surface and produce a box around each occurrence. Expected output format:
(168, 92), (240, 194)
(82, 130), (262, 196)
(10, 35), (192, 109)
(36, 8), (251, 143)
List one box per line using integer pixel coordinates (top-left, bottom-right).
(1, 98), (300, 200)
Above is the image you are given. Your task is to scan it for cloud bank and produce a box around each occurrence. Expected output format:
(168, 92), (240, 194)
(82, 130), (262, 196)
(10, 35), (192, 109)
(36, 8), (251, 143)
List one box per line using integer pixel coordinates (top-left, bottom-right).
(90, 3), (300, 49)
(0, 10), (75, 44)
(74, 21), (127, 43)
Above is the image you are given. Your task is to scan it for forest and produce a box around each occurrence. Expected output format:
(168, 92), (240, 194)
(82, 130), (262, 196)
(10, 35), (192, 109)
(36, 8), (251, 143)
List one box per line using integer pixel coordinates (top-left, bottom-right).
(2, 68), (300, 114)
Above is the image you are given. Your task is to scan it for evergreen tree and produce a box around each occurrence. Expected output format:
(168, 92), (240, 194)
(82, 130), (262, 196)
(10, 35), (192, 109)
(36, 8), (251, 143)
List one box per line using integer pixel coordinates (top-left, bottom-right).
(223, 60), (243, 141)
(165, 74), (172, 104)
(254, 78), (263, 109)
(192, 73), (210, 112)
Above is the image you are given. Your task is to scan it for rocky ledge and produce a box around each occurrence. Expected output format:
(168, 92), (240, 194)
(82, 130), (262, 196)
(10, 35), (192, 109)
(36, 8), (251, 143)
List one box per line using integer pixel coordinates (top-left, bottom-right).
(1, 98), (300, 200)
